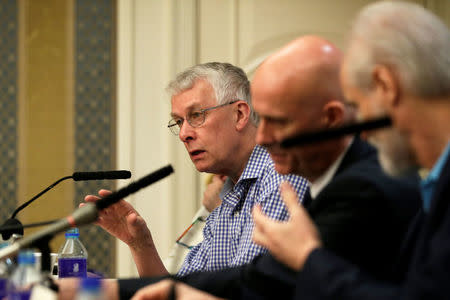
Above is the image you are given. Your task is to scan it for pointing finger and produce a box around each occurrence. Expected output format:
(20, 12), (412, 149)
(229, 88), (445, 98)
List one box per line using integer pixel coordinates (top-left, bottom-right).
(280, 182), (302, 217)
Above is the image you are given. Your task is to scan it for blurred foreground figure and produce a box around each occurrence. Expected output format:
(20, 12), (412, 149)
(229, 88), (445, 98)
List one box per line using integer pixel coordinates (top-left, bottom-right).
(252, 1), (450, 300)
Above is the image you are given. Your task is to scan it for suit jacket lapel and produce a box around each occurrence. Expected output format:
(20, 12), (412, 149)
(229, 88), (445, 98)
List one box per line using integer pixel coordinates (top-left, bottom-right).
(407, 155), (450, 272)
(334, 136), (377, 178)
(426, 155), (450, 230)
(306, 136), (376, 214)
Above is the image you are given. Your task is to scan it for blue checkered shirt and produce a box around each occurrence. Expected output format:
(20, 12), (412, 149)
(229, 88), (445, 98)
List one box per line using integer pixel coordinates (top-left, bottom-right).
(177, 145), (308, 276)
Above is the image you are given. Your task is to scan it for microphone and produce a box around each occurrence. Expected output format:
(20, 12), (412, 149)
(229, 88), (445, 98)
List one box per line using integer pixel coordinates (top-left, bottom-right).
(0, 219), (58, 232)
(281, 116), (392, 148)
(0, 219), (24, 241)
(1, 170), (131, 240)
(0, 165), (174, 260)
(95, 165), (174, 210)
(72, 170), (131, 181)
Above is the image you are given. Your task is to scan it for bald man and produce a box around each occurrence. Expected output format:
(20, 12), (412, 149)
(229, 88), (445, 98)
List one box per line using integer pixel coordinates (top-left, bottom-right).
(249, 35), (420, 282)
(116, 36), (420, 300)
(249, 2), (450, 300)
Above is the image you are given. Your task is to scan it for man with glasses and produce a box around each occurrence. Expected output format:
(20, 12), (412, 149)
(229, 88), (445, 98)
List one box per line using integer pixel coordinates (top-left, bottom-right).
(83, 62), (308, 278)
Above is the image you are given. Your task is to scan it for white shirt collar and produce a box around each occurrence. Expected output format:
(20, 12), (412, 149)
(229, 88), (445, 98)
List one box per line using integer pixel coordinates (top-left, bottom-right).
(309, 138), (354, 199)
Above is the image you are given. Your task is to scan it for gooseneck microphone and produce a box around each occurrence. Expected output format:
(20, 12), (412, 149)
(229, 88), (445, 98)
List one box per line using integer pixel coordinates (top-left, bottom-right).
(95, 165), (174, 210)
(0, 165), (174, 260)
(11, 170), (131, 219)
(281, 116), (392, 148)
(1, 170), (131, 240)
(72, 170), (132, 181)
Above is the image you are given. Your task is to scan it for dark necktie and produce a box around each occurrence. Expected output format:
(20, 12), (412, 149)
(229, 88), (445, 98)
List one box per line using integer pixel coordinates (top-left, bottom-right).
(302, 186), (312, 209)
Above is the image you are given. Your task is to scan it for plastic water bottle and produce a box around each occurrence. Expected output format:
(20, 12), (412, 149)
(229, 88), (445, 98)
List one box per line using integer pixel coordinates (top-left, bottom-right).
(0, 243), (14, 299)
(75, 277), (104, 300)
(58, 228), (88, 278)
(7, 249), (41, 300)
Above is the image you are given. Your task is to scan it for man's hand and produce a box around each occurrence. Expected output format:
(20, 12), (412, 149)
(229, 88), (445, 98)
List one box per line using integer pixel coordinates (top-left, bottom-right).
(57, 278), (80, 300)
(202, 175), (226, 212)
(131, 279), (225, 300)
(58, 278), (119, 300)
(82, 190), (168, 277)
(252, 182), (322, 271)
(82, 189), (152, 251)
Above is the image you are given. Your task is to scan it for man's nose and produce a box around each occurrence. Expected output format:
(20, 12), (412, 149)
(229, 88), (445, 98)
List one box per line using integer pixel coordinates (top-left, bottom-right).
(179, 120), (196, 142)
(256, 119), (276, 147)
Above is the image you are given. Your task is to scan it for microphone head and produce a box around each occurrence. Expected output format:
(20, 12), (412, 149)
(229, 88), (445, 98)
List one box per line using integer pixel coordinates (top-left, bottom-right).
(1, 218), (24, 241)
(72, 170), (132, 181)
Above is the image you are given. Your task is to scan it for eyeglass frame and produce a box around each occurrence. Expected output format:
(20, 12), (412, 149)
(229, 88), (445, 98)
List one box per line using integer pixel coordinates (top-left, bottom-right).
(175, 216), (206, 249)
(167, 100), (239, 135)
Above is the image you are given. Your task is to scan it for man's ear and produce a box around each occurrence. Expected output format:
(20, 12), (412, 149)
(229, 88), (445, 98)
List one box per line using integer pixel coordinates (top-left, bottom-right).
(235, 101), (251, 131)
(322, 101), (345, 128)
(372, 65), (400, 109)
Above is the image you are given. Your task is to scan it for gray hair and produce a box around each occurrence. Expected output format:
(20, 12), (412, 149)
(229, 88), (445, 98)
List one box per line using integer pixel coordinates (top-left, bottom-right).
(166, 62), (258, 124)
(345, 1), (450, 98)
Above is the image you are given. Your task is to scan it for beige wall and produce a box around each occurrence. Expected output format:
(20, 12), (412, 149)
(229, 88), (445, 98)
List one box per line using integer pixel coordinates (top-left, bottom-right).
(18, 0), (74, 251)
(116, 0), (450, 277)
(427, 0), (450, 27)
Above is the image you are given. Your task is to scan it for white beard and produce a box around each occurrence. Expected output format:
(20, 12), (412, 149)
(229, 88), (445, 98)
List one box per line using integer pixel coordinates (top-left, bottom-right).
(369, 129), (417, 177)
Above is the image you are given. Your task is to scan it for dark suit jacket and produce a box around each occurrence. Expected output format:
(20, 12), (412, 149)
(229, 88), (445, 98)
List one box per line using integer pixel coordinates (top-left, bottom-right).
(304, 137), (419, 280)
(289, 152), (450, 300)
(118, 138), (420, 299)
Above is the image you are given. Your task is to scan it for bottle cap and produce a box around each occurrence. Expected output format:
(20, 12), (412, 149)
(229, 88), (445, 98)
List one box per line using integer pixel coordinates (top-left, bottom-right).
(18, 249), (35, 265)
(65, 227), (80, 238)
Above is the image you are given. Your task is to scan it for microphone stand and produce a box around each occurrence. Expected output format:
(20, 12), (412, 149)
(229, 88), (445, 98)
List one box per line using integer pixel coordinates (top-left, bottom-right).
(1, 170), (131, 240)
(0, 219), (58, 273)
(34, 236), (52, 273)
(1, 176), (72, 240)
(11, 176), (73, 219)
(0, 220), (58, 235)
(0, 165), (174, 264)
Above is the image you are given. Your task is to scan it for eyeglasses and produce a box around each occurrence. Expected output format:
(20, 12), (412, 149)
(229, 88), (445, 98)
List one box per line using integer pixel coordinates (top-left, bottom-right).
(168, 100), (238, 135)
(175, 217), (206, 249)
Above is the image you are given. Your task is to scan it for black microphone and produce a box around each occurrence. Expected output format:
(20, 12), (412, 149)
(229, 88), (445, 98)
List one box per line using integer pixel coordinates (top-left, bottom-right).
(1, 170), (131, 240)
(72, 170), (131, 181)
(281, 116), (392, 148)
(96, 165), (174, 210)
(0, 219), (24, 241)
(0, 165), (174, 260)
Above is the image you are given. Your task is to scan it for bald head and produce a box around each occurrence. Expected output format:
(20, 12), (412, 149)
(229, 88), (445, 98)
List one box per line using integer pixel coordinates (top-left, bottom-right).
(255, 36), (344, 114)
(252, 36), (353, 180)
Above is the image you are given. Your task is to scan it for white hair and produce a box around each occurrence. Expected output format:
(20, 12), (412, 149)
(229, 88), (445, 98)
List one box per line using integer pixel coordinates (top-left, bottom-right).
(166, 62), (258, 124)
(346, 1), (450, 98)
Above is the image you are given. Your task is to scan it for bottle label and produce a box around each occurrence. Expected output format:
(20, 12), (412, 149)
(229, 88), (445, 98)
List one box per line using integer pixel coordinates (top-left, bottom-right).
(8, 290), (32, 300)
(0, 278), (6, 298)
(58, 258), (87, 278)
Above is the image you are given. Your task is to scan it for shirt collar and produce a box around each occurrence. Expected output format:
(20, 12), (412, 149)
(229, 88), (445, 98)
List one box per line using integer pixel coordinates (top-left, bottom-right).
(420, 141), (450, 212)
(238, 145), (269, 181)
(424, 142), (450, 184)
(219, 145), (267, 199)
(310, 138), (353, 199)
